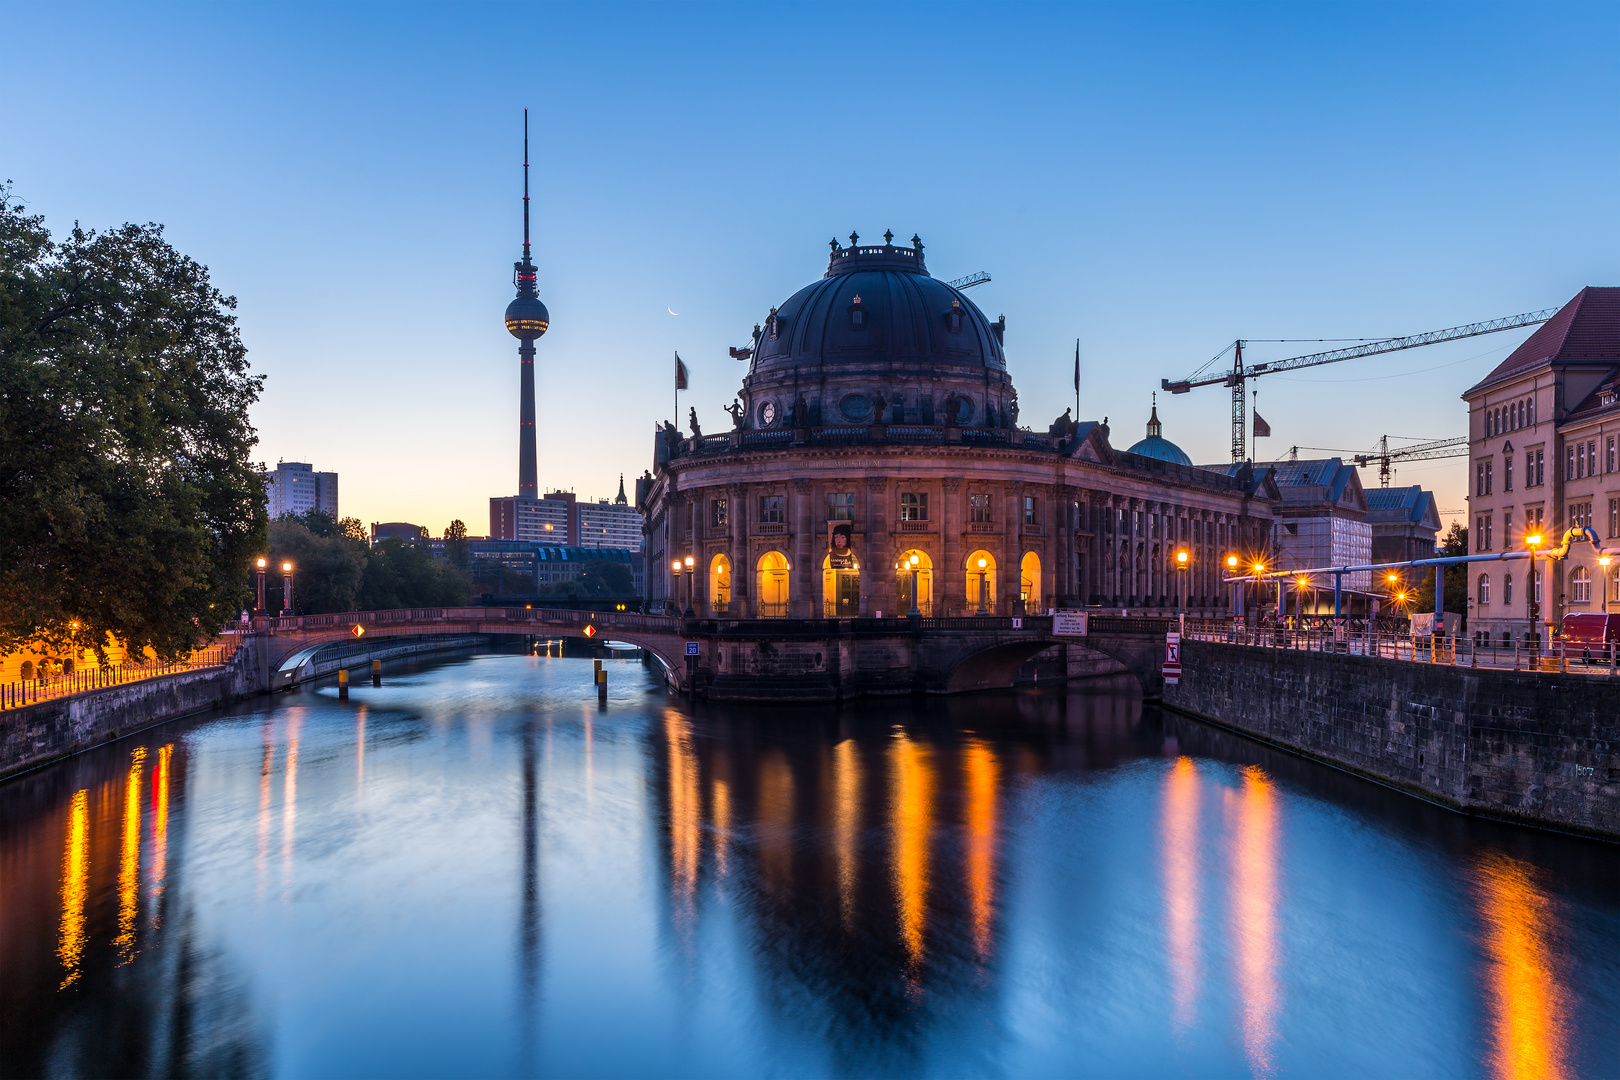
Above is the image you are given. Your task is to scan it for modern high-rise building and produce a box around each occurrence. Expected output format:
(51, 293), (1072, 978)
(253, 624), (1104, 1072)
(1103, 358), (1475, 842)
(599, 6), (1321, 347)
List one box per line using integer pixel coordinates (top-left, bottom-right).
(490, 493), (572, 543)
(577, 475), (644, 552)
(266, 461), (338, 520)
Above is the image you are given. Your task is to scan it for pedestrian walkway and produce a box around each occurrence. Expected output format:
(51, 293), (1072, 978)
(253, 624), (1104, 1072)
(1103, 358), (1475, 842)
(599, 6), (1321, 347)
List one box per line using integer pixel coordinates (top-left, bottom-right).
(0, 641), (240, 711)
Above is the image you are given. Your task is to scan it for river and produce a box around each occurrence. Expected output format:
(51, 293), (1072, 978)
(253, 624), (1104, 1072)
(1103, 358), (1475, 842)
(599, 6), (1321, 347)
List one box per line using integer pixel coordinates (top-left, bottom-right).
(1, 651), (1616, 1078)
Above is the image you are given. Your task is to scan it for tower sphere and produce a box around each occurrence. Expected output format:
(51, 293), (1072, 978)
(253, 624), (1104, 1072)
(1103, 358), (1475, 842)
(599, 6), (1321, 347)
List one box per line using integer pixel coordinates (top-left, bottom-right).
(505, 295), (550, 340)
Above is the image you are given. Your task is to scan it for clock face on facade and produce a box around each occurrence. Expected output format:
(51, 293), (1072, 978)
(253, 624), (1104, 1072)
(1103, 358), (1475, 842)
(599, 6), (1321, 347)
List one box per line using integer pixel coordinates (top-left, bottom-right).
(760, 400), (777, 426)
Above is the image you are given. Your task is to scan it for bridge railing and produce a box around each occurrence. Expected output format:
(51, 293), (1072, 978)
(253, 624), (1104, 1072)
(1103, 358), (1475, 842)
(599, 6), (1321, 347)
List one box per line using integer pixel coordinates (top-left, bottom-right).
(1180, 619), (1620, 676)
(258, 607), (682, 635)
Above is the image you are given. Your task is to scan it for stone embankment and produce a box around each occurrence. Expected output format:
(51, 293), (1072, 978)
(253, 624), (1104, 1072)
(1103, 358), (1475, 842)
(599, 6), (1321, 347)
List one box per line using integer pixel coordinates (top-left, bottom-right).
(1163, 640), (1620, 840)
(0, 633), (487, 780)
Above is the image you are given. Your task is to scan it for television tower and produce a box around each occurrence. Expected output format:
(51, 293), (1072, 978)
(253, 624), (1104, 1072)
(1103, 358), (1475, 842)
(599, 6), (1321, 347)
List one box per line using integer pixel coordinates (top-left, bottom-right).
(504, 109), (550, 499)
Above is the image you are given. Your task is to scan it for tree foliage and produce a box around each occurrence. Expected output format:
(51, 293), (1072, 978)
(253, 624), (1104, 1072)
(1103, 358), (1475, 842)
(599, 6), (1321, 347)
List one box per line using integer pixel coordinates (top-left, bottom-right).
(1413, 522), (1468, 619)
(542, 560), (635, 596)
(444, 519), (469, 568)
(268, 516), (469, 614)
(0, 189), (266, 660)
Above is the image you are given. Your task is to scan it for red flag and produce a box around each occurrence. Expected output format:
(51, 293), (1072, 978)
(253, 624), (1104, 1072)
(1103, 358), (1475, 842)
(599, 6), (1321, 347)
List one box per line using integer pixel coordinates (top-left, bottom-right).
(1252, 410), (1271, 439)
(675, 352), (688, 390)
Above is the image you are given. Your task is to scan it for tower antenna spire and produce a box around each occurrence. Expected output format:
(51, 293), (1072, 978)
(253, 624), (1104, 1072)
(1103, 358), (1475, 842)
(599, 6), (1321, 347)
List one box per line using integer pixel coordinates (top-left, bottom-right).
(522, 108), (531, 261)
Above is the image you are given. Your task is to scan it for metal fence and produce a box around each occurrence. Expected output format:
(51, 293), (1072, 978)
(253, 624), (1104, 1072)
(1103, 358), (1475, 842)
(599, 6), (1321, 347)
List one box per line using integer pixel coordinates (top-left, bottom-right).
(1181, 619), (1620, 676)
(1, 642), (240, 711)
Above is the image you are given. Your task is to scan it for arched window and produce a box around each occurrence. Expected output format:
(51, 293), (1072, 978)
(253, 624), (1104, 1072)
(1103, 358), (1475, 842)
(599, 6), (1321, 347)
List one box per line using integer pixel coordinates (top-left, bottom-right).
(1504, 574), (1513, 605)
(709, 554), (732, 615)
(1571, 566), (1591, 603)
(1020, 551), (1042, 614)
(894, 549), (934, 616)
(822, 551), (861, 617)
(966, 550), (997, 614)
(756, 551), (791, 618)
(1478, 573), (1490, 605)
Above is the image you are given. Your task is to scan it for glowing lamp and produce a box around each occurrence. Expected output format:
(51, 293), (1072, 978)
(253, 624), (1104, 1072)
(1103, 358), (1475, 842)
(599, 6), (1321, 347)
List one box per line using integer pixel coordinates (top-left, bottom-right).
(282, 562), (292, 573)
(1527, 534), (1543, 547)
(256, 557), (267, 569)
(977, 558), (988, 569)
(1226, 555), (1238, 568)
(1176, 550), (1189, 565)
(684, 556), (694, 569)
(909, 554), (919, 566)
(672, 560), (682, 572)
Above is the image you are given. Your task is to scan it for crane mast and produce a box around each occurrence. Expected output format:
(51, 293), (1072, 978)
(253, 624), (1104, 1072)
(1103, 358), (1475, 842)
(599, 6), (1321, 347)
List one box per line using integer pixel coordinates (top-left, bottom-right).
(1162, 308), (1557, 462)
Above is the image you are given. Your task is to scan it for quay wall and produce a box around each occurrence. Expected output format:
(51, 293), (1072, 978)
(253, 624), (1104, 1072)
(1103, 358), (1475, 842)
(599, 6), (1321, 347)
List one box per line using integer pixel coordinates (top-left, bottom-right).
(1162, 640), (1620, 840)
(0, 633), (488, 781)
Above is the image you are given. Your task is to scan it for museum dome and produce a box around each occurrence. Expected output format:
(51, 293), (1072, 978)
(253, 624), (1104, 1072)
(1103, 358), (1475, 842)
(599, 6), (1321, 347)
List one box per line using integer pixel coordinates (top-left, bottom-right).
(746, 232), (1007, 379)
(1126, 400), (1192, 466)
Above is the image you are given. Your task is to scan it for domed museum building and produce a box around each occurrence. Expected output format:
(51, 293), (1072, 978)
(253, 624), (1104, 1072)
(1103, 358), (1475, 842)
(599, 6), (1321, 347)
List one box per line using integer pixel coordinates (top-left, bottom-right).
(640, 234), (1278, 619)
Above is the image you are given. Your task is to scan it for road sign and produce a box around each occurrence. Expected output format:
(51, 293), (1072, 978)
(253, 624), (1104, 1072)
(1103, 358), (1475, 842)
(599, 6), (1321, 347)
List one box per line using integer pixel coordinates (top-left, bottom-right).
(351, 624), (365, 638)
(1163, 631), (1182, 685)
(1011, 617), (1023, 629)
(582, 624), (597, 638)
(685, 641), (700, 656)
(1053, 611), (1088, 637)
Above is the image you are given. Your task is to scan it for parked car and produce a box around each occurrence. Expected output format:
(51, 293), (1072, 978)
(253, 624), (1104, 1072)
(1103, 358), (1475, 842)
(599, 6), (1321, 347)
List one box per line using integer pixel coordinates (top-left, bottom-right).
(1558, 613), (1620, 661)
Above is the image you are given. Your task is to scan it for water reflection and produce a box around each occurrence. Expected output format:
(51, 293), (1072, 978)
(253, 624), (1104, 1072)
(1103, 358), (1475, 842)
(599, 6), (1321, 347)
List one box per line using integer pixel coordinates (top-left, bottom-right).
(1476, 853), (1571, 1080)
(1229, 765), (1280, 1077)
(1161, 755), (1200, 1033)
(3, 657), (1617, 1079)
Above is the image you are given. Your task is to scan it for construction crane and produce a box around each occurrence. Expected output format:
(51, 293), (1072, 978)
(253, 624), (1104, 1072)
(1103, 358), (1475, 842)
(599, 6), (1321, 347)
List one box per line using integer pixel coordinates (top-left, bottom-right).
(945, 271), (991, 290)
(1161, 308), (1558, 462)
(1286, 435), (1470, 486)
(1353, 435), (1468, 487)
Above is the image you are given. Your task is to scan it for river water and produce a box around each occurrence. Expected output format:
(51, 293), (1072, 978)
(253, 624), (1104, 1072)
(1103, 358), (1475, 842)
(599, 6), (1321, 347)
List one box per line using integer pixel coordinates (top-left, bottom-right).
(1, 651), (1616, 1079)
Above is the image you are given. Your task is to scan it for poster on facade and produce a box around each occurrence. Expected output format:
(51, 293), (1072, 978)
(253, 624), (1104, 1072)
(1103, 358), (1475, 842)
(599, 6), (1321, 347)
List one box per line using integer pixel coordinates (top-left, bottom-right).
(827, 522), (854, 569)
(1053, 610), (1088, 637)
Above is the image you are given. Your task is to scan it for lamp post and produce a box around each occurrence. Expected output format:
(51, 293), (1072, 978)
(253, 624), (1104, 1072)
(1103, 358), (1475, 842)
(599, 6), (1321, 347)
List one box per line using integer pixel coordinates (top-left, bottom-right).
(670, 559), (683, 616)
(281, 561), (294, 617)
(255, 557), (267, 614)
(1252, 562), (1265, 628)
(1226, 554), (1240, 622)
(1527, 532), (1543, 655)
(1175, 550), (1190, 615)
(975, 556), (990, 616)
(908, 553), (922, 618)
(683, 555), (696, 617)
(1601, 554), (1613, 616)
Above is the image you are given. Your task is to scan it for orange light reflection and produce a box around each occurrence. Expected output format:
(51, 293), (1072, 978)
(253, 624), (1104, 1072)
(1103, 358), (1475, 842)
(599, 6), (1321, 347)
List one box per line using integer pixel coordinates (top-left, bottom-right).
(1476, 853), (1571, 1080)
(962, 738), (999, 963)
(148, 744), (172, 930)
(1161, 756), (1200, 1033)
(57, 789), (89, 989)
(889, 731), (934, 981)
(758, 751), (794, 895)
(1230, 765), (1278, 1075)
(281, 713), (301, 895)
(833, 739), (861, 931)
(711, 779), (731, 879)
(664, 714), (701, 920)
(256, 719), (274, 896)
(115, 748), (147, 963)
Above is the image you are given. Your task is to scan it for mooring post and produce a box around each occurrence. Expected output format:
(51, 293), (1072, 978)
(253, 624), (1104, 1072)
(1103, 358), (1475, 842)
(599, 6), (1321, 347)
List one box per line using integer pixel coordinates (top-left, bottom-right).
(338, 667), (349, 701)
(594, 659), (606, 703)
(371, 659), (381, 687)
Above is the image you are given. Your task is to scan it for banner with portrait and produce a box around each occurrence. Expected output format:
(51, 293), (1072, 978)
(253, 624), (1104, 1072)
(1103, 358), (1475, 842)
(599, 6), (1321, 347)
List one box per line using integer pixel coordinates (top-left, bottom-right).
(827, 522), (854, 569)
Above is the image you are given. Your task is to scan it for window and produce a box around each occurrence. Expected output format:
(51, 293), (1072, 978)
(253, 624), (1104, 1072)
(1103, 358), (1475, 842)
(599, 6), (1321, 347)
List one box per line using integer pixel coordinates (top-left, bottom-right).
(711, 499), (728, 528)
(1476, 463), (1485, 497)
(1478, 573), (1490, 605)
(1536, 449), (1544, 486)
(1024, 496), (1039, 525)
(1572, 566), (1591, 604)
(969, 493), (993, 524)
(1485, 513), (1493, 551)
(827, 492), (854, 521)
(1609, 436), (1617, 474)
(1610, 498), (1619, 539)
(847, 296), (866, 330)
(1475, 516), (1484, 551)
(1503, 509), (1512, 548)
(1534, 571), (1543, 605)
(759, 495), (785, 524)
(1504, 457), (1513, 492)
(1504, 574), (1513, 605)
(1486, 461), (1493, 495)
(900, 492), (928, 522)
(1568, 445), (1577, 480)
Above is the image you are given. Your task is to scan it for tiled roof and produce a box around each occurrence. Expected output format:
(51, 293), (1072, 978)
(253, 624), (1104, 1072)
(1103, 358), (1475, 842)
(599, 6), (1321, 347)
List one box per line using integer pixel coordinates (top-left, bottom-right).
(1466, 286), (1620, 394)
(1563, 369), (1620, 423)
(1365, 484), (1438, 526)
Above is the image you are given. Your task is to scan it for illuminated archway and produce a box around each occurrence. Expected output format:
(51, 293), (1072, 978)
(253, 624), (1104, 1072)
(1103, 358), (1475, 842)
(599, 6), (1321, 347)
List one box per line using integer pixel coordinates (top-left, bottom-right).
(710, 554), (732, 615)
(894, 549), (934, 616)
(966, 550), (997, 614)
(1020, 551), (1042, 614)
(822, 553), (861, 617)
(756, 550), (791, 618)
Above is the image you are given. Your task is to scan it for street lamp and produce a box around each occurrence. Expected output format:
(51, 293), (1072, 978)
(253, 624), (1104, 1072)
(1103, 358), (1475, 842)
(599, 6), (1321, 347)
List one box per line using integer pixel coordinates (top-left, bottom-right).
(683, 555), (696, 617)
(1527, 532), (1543, 654)
(975, 556), (990, 615)
(281, 561), (294, 616)
(255, 557), (267, 614)
(908, 553), (922, 618)
(1175, 549), (1190, 615)
(670, 559), (683, 616)
(1601, 554), (1613, 616)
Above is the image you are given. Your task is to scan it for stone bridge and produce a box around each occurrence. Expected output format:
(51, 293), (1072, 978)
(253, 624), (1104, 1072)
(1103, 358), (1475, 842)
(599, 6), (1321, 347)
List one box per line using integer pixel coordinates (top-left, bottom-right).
(256, 608), (1174, 701)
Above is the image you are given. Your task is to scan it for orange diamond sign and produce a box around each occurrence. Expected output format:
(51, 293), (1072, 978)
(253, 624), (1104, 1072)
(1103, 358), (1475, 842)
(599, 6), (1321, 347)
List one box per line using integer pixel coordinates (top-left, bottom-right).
(351, 624), (366, 637)
(582, 624), (597, 638)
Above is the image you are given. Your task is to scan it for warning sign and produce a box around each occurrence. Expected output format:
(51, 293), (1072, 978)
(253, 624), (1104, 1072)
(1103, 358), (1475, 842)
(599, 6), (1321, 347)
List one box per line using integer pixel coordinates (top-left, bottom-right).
(1053, 611), (1089, 637)
(1162, 631), (1182, 685)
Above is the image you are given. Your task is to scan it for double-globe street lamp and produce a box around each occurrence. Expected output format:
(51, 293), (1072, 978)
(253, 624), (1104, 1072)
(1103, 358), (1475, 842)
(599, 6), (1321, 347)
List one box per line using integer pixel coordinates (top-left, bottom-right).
(670, 556), (696, 617)
(255, 557), (267, 614)
(281, 561), (294, 617)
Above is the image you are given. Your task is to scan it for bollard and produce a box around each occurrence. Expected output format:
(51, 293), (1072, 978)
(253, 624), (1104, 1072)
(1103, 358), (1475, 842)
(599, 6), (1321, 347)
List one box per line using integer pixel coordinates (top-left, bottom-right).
(1560, 639), (1566, 673)
(372, 659), (382, 687)
(594, 659), (607, 703)
(338, 667), (349, 700)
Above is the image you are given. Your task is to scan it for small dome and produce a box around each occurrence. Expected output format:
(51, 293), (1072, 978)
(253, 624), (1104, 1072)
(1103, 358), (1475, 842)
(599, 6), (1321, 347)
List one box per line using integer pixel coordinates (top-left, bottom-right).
(1126, 399), (1192, 465)
(506, 296), (550, 340)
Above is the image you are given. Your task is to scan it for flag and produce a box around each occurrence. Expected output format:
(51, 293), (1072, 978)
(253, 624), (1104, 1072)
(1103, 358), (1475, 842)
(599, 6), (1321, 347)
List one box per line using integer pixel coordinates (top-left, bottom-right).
(1253, 410), (1271, 439)
(1073, 339), (1080, 392)
(675, 352), (688, 390)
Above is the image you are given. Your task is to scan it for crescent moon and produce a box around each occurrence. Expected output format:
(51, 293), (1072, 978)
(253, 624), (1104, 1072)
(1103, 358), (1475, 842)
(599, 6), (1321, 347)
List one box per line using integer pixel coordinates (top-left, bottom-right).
(668, 307), (680, 316)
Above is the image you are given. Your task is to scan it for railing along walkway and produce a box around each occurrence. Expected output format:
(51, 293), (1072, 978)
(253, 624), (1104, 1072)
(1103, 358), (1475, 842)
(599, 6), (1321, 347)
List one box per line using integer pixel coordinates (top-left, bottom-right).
(2, 642), (240, 711)
(1181, 620), (1620, 676)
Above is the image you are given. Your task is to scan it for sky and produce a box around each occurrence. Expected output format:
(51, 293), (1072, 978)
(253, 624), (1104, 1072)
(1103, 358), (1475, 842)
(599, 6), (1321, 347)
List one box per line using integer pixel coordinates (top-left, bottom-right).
(5, 2), (1617, 534)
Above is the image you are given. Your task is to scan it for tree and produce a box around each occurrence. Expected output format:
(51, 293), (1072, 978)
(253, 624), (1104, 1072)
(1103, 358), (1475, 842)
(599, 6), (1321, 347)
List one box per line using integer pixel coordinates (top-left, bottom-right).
(358, 538), (470, 610)
(543, 560), (634, 597)
(269, 517), (365, 614)
(444, 519), (469, 568)
(0, 189), (266, 660)
(1413, 522), (1468, 620)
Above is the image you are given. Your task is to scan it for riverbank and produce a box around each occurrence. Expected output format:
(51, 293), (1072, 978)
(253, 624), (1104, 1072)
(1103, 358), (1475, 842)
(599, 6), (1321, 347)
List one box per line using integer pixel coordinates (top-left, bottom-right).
(1162, 639), (1620, 841)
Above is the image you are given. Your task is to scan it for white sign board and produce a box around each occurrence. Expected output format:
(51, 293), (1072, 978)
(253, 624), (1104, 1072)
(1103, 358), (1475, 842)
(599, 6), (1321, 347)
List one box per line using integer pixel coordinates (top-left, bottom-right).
(1053, 611), (1089, 637)
(1011, 617), (1023, 629)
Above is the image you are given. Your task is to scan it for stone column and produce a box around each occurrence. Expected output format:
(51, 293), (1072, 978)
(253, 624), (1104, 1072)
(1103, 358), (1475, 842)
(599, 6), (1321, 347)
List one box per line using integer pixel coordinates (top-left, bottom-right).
(942, 478), (964, 616)
(729, 483), (746, 617)
(866, 475), (891, 616)
(1003, 481), (1023, 614)
(792, 477), (814, 618)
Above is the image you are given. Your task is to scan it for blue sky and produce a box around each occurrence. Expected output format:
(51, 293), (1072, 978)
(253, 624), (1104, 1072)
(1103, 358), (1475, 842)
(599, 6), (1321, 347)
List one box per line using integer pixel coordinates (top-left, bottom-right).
(5, 2), (1616, 532)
